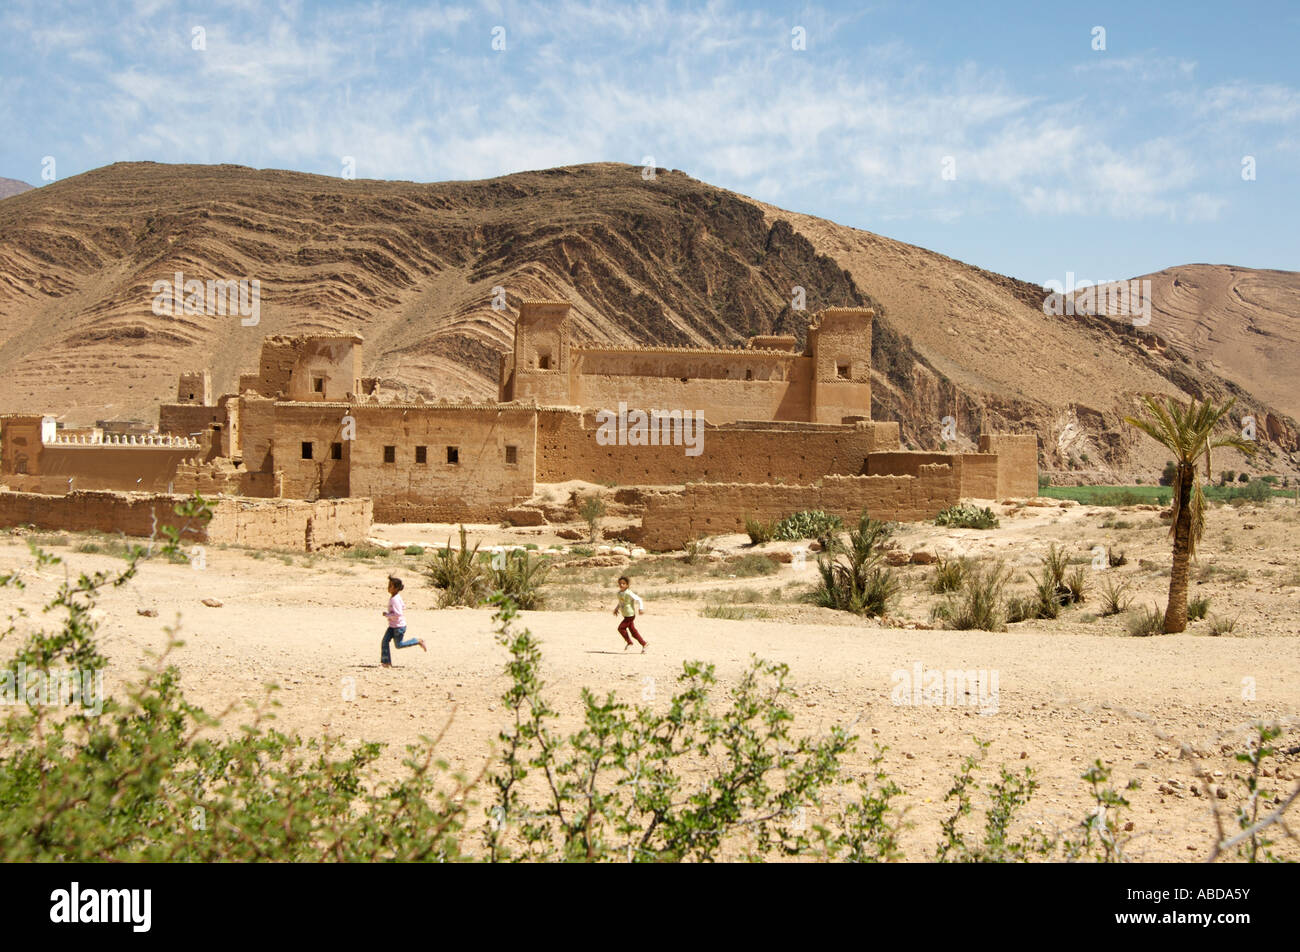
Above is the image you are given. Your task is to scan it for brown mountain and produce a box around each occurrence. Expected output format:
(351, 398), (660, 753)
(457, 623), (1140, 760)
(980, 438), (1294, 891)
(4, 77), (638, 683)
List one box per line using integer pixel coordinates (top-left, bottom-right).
(0, 178), (34, 200)
(0, 161), (1294, 480)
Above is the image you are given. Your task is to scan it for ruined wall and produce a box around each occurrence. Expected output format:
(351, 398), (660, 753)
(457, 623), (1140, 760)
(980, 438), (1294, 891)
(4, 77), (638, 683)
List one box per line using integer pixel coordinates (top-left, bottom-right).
(979, 433), (1040, 498)
(0, 490), (371, 551)
(536, 412), (898, 485)
(867, 451), (999, 499)
(347, 404), (537, 522)
(238, 396), (278, 475)
(247, 336), (363, 401)
(635, 464), (961, 550)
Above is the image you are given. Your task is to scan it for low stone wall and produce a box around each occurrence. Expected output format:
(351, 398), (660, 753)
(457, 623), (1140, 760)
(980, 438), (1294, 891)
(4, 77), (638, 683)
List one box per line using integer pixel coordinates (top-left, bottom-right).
(0, 490), (372, 551)
(866, 451), (998, 499)
(635, 463), (960, 550)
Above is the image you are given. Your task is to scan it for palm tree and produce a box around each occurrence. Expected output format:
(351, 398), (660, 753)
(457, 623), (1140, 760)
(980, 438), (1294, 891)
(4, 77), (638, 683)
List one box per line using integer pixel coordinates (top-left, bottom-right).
(1124, 395), (1257, 632)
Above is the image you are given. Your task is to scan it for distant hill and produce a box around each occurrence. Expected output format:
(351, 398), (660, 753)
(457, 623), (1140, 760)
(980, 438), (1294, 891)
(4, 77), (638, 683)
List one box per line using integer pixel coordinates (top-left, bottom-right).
(0, 178), (33, 200)
(0, 161), (1293, 481)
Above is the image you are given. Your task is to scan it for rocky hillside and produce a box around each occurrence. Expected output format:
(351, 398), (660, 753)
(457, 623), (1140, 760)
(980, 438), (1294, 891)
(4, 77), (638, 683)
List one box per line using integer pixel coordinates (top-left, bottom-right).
(0, 161), (1294, 481)
(0, 178), (33, 200)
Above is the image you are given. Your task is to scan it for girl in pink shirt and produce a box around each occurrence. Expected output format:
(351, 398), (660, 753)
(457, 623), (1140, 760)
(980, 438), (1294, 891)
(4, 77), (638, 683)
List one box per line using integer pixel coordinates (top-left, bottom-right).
(380, 576), (426, 667)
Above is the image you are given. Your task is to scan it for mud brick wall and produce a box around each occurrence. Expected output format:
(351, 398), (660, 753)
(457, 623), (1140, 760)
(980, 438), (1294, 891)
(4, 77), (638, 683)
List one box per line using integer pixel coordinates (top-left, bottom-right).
(536, 413), (899, 485)
(34, 446), (201, 492)
(636, 463), (960, 550)
(0, 490), (371, 551)
(347, 404), (537, 522)
(206, 498), (372, 549)
(867, 451), (999, 499)
(567, 349), (817, 424)
(979, 433), (1040, 498)
(159, 404), (222, 439)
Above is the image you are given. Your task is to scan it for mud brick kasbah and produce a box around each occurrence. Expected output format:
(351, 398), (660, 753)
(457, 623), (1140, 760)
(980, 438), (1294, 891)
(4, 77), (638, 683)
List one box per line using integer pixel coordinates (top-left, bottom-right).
(0, 301), (1037, 550)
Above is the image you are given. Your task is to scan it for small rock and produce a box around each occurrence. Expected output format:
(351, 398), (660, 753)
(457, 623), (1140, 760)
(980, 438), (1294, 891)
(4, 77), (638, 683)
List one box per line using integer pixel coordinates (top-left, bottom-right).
(909, 550), (937, 565)
(905, 752), (915, 760)
(137, 608), (158, 617)
(201, 598), (222, 608)
(1019, 751), (1028, 760)
(1123, 821), (1135, 832)
(1214, 785), (1228, 800)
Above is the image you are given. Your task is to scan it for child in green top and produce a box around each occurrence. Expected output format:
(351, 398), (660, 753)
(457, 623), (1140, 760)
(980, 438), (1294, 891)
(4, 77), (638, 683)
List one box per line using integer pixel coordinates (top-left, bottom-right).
(613, 576), (647, 652)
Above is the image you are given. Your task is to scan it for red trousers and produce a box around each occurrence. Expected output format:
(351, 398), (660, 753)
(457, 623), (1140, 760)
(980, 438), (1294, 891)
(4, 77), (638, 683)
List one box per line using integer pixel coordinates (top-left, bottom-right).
(618, 615), (645, 645)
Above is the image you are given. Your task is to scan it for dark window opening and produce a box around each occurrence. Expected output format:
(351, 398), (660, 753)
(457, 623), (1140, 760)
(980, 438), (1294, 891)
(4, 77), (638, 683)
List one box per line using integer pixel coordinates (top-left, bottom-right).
(383, 445), (396, 464)
(505, 445), (518, 464)
(331, 442), (342, 460)
(745, 369), (753, 381)
(415, 445), (427, 464)
(313, 376), (325, 393)
(446, 446), (459, 465)
(836, 363), (850, 380)
(188, 393), (195, 400)
(538, 354), (551, 370)
(301, 441), (313, 460)
(680, 377), (689, 383)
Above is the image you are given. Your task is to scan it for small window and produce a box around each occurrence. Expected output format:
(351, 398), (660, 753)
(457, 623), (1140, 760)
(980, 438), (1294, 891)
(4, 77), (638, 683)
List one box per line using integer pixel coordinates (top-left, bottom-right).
(538, 354), (551, 370)
(745, 369), (753, 381)
(331, 442), (342, 460)
(446, 446), (459, 465)
(188, 392), (195, 400)
(415, 446), (427, 464)
(301, 441), (313, 460)
(383, 445), (396, 464)
(505, 445), (518, 464)
(313, 376), (325, 393)
(836, 363), (850, 380)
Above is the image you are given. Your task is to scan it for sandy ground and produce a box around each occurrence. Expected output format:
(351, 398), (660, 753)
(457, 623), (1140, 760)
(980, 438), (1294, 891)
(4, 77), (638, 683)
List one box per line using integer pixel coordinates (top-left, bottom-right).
(3, 497), (1298, 861)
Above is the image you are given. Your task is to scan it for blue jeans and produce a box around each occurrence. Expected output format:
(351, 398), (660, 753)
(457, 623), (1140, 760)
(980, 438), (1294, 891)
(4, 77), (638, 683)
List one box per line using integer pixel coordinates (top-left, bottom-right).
(381, 626), (417, 664)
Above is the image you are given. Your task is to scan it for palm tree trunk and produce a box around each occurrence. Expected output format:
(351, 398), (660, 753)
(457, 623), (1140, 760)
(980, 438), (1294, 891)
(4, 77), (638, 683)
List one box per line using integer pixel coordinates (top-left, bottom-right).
(1164, 465), (1193, 633)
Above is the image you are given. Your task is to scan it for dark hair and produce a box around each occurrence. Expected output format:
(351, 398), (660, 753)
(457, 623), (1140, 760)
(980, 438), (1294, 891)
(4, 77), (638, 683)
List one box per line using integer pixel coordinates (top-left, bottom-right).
(388, 576), (404, 592)
(617, 576), (629, 584)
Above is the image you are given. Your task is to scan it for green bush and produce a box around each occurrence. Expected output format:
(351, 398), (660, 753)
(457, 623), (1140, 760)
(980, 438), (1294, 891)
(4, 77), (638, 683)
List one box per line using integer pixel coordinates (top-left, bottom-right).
(404, 545), (425, 556)
(773, 510), (843, 545)
(423, 526), (489, 607)
(1098, 576), (1132, 616)
(1187, 595), (1210, 622)
(934, 504), (999, 530)
(810, 513), (898, 617)
(578, 494), (605, 543)
(486, 549), (552, 611)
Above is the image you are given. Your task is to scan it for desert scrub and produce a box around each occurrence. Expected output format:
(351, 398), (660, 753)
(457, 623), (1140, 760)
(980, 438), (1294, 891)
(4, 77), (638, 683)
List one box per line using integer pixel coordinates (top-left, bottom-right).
(932, 561), (1012, 631)
(711, 553), (780, 577)
(929, 555), (970, 594)
(1098, 576), (1133, 616)
(744, 515), (776, 545)
(811, 513), (898, 618)
(681, 538), (711, 564)
(577, 493), (605, 543)
(1187, 595), (1210, 622)
(699, 604), (771, 620)
(934, 504), (999, 530)
(1208, 615), (1238, 636)
(1126, 605), (1166, 637)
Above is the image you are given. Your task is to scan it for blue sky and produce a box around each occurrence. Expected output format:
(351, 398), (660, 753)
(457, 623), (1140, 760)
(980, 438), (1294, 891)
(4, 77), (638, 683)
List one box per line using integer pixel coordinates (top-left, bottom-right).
(2, 0), (1297, 284)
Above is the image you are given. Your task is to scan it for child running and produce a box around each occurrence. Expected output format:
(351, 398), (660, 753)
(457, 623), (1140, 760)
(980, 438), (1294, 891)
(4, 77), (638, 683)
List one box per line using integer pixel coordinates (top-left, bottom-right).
(380, 576), (425, 668)
(612, 575), (647, 653)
